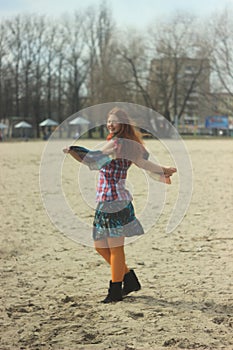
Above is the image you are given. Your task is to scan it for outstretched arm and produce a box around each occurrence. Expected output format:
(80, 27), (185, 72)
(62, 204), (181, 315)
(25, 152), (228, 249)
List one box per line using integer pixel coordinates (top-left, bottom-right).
(63, 140), (115, 157)
(63, 143), (115, 170)
(134, 157), (177, 177)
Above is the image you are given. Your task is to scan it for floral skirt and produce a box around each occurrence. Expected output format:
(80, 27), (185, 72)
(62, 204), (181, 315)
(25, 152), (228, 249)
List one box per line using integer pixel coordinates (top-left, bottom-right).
(93, 200), (144, 241)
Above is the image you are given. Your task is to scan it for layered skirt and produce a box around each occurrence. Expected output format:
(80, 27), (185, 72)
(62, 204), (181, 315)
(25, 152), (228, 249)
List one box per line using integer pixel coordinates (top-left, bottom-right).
(93, 200), (144, 241)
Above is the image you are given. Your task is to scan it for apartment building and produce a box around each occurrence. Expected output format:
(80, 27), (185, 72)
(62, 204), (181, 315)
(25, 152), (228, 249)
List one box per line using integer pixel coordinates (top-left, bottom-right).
(148, 56), (211, 127)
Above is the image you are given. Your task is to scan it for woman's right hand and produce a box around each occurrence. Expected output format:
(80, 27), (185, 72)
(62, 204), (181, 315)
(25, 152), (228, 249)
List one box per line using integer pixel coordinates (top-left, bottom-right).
(63, 147), (70, 154)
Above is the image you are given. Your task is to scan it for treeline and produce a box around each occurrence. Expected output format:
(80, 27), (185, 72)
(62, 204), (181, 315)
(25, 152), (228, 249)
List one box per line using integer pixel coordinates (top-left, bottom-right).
(0, 2), (233, 136)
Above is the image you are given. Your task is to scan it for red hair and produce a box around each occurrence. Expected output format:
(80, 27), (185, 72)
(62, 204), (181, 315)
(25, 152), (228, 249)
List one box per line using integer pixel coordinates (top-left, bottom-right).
(106, 107), (145, 160)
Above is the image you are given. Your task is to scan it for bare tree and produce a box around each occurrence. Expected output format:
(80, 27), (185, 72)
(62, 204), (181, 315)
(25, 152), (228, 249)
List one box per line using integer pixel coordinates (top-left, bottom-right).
(0, 22), (8, 120)
(7, 15), (23, 118)
(114, 29), (152, 106)
(148, 12), (211, 124)
(61, 12), (90, 117)
(42, 23), (57, 119)
(85, 1), (117, 106)
(53, 25), (66, 126)
(20, 16), (40, 121)
(30, 16), (47, 137)
(210, 7), (233, 115)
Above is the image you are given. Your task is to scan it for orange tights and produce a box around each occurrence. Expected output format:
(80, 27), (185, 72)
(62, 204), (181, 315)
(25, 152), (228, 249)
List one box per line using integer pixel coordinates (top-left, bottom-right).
(95, 237), (130, 282)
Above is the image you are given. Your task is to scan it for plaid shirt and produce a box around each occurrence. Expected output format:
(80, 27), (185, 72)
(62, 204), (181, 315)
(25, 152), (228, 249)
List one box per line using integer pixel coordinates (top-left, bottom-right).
(96, 158), (132, 202)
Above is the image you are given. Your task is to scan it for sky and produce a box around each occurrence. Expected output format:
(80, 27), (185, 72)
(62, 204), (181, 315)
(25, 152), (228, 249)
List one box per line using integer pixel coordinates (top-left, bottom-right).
(0, 0), (233, 28)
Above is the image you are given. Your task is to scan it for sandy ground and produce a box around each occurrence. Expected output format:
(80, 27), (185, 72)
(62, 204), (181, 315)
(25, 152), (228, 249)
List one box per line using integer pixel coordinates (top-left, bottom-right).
(0, 138), (233, 350)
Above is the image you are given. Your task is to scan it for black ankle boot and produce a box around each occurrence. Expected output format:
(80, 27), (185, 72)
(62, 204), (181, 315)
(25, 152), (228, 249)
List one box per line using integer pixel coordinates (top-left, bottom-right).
(122, 269), (141, 296)
(101, 281), (123, 303)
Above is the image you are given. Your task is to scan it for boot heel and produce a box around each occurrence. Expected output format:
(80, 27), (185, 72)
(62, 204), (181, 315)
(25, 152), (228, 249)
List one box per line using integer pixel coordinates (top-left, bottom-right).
(122, 269), (141, 296)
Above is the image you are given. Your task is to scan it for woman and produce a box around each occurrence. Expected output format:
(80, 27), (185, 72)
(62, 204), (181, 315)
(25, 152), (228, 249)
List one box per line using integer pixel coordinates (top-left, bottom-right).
(64, 107), (177, 303)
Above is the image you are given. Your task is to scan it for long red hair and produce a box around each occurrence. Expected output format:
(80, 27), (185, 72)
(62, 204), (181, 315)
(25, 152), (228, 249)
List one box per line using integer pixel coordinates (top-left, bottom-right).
(106, 107), (145, 160)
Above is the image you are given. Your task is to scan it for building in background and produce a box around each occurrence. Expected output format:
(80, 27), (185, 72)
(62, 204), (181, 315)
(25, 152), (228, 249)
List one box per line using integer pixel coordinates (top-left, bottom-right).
(211, 92), (233, 117)
(148, 56), (211, 133)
